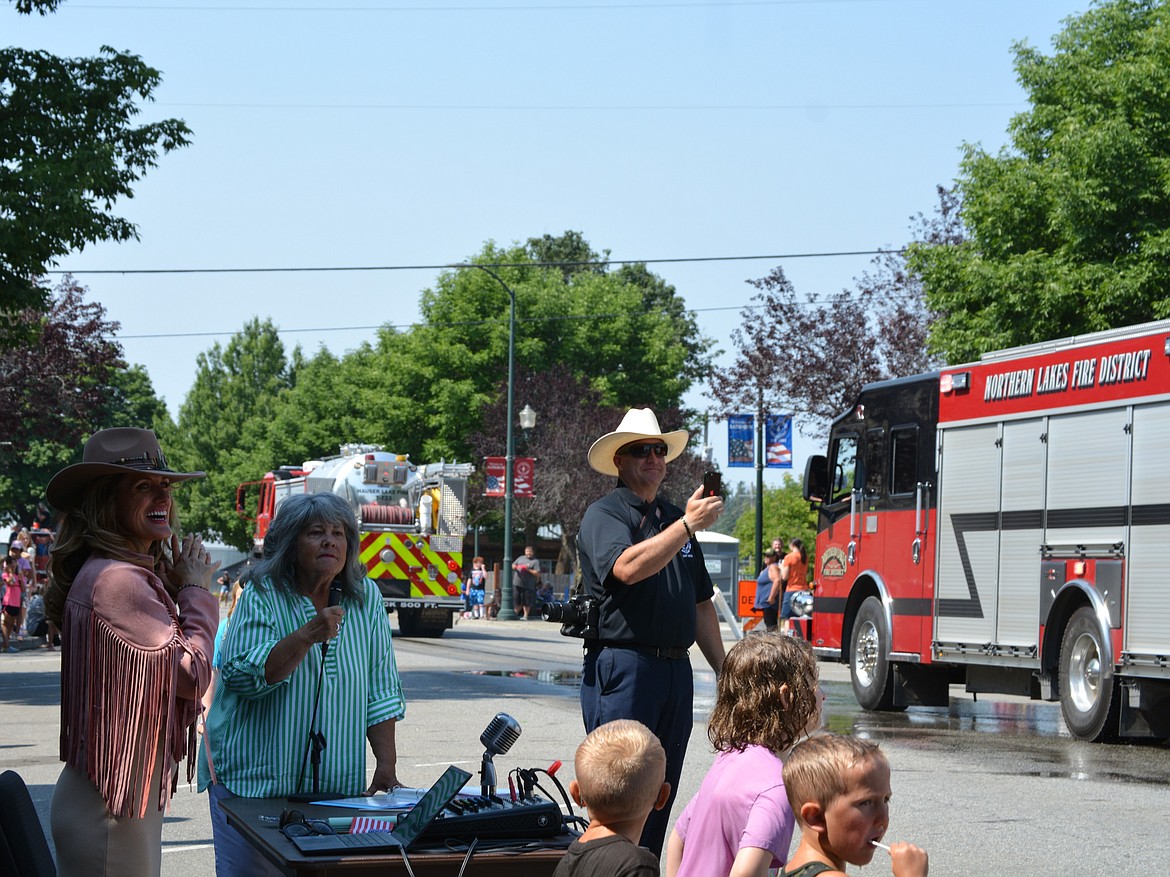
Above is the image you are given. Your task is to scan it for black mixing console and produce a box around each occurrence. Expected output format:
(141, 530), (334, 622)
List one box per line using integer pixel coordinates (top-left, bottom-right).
(418, 793), (563, 840)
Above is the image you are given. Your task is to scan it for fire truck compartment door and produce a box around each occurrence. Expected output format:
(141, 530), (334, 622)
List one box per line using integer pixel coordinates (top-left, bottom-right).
(1127, 402), (1170, 653)
(936, 423), (1001, 645)
(996, 419), (1047, 647)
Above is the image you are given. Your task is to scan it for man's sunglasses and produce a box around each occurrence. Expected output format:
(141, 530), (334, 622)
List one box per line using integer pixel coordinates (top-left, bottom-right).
(279, 808), (335, 840)
(620, 443), (669, 459)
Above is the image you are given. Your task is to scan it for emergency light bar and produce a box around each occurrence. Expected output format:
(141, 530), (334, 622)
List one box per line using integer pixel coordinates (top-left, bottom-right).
(940, 371), (971, 394)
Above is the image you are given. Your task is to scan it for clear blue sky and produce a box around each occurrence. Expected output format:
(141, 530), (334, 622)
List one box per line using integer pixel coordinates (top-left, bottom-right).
(11, 0), (1086, 484)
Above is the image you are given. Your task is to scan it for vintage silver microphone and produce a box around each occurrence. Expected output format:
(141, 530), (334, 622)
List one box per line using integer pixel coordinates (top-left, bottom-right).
(479, 712), (521, 796)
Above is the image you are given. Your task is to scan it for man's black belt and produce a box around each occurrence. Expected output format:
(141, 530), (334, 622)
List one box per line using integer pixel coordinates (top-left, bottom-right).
(590, 641), (689, 660)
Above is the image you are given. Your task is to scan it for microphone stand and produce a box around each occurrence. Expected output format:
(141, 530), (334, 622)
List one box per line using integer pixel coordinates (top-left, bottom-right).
(480, 751), (497, 798)
(290, 646), (330, 802)
(290, 579), (345, 802)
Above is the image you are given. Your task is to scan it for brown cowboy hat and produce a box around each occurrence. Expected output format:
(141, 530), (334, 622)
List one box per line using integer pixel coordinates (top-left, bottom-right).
(46, 428), (204, 511)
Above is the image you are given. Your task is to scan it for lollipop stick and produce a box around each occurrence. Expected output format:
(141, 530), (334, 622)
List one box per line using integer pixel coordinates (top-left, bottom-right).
(871, 840), (891, 852)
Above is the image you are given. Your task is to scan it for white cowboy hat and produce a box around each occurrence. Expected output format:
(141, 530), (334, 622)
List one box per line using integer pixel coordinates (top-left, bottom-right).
(587, 408), (689, 476)
(46, 428), (204, 511)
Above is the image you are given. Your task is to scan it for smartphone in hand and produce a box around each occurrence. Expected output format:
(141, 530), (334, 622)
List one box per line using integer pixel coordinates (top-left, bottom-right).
(702, 470), (722, 498)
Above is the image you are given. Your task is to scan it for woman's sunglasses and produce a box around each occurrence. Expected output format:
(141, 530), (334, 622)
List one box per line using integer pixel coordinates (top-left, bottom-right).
(279, 808), (335, 840)
(620, 443), (669, 459)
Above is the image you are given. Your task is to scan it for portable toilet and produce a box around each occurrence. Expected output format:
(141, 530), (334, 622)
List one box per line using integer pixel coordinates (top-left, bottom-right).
(695, 530), (740, 606)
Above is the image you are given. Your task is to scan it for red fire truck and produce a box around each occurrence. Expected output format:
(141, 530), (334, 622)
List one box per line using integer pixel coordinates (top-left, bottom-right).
(803, 319), (1170, 741)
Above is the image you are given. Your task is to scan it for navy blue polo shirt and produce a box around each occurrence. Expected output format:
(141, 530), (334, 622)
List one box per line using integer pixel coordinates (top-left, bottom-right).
(578, 484), (715, 649)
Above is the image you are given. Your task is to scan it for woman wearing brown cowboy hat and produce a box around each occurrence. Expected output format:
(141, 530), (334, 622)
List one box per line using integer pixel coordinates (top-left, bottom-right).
(43, 428), (220, 877)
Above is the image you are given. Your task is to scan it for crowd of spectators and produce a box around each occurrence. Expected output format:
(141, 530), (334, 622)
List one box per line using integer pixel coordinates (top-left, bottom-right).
(4, 525), (59, 651)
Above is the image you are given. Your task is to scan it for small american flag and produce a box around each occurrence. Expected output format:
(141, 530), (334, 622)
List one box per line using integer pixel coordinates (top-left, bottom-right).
(350, 816), (397, 834)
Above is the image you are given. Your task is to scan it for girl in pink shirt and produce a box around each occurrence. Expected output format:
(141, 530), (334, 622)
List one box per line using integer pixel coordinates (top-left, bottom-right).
(666, 632), (824, 877)
(1, 556), (23, 651)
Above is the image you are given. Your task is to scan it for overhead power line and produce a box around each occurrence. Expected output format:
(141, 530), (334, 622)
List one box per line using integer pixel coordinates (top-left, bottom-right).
(158, 100), (1018, 111)
(53, 249), (899, 277)
(69, 1), (928, 13)
(113, 293), (923, 340)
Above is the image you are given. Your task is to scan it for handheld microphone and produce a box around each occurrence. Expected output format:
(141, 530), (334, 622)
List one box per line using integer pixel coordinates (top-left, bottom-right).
(479, 712), (522, 796)
(322, 579), (343, 656)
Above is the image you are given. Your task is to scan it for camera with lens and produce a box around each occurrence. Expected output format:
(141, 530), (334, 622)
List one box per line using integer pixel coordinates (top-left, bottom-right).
(541, 593), (600, 639)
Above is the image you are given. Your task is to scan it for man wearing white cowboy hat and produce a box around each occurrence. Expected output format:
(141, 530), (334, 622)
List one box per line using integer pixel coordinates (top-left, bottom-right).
(576, 407), (726, 857)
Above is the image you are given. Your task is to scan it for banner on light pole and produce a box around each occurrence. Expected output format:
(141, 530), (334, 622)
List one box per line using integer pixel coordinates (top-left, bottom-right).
(765, 415), (793, 469)
(727, 414), (754, 468)
(484, 457), (506, 496)
(514, 457), (535, 498)
(484, 456), (536, 497)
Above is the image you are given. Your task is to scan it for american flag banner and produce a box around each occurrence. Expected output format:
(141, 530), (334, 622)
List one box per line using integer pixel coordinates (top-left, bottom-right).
(765, 414), (793, 468)
(484, 456), (506, 496)
(351, 816), (397, 834)
(727, 414), (754, 467)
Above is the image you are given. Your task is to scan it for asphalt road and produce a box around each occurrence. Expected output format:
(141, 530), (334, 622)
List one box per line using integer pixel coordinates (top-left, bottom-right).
(4, 616), (1170, 876)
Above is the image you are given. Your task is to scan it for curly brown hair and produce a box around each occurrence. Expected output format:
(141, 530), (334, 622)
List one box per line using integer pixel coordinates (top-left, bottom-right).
(707, 631), (820, 754)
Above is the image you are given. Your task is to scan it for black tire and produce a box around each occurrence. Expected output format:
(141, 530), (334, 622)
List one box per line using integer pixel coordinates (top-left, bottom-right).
(1059, 606), (1119, 742)
(397, 608), (420, 638)
(849, 596), (903, 711)
(397, 608), (446, 639)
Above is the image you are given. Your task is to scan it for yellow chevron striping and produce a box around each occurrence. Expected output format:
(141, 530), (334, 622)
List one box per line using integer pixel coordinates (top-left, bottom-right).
(358, 532), (463, 598)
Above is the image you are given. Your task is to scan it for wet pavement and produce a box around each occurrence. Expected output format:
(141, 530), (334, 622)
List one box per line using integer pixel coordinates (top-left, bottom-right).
(468, 662), (1170, 789)
(8, 617), (1170, 875)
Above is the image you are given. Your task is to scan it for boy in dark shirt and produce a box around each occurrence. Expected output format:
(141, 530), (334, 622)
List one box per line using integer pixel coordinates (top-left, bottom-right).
(781, 734), (928, 877)
(554, 720), (670, 876)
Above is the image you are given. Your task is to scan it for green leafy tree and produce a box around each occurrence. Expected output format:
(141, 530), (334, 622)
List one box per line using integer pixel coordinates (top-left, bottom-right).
(712, 479), (755, 537)
(909, 0), (1170, 362)
(359, 233), (713, 464)
(1, 21), (192, 312)
(168, 318), (293, 548)
(731, 476), (818, 569)
(173, 232), (713, 544)
(709, 191), (955, 439)
(468, 364), (713, 574)
(263, 344), (390, 468)
(0, 277), (168, 524)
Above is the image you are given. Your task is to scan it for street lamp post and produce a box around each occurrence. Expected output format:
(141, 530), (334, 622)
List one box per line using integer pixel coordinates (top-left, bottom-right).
(470, 265), (522, 620)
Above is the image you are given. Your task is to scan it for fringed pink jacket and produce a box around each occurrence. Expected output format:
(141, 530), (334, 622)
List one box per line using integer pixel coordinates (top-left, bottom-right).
(59, 554), (217, 818)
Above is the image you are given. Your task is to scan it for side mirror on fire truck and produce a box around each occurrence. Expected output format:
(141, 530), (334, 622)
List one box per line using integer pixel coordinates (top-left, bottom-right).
(803, 455), (828, 505)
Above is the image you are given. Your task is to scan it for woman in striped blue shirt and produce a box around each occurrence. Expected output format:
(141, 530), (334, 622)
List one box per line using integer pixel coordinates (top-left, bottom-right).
(199, 492), (405, 877)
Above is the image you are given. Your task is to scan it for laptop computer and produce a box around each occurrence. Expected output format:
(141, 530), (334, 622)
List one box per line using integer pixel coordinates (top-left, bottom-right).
(289, 765), (473, 856)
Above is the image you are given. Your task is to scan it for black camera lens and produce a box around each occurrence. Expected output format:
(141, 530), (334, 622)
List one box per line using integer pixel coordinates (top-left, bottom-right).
(541, 602), (566, 622)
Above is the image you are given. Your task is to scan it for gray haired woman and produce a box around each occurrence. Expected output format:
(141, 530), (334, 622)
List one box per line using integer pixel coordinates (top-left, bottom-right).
(199, 492), (405, 877)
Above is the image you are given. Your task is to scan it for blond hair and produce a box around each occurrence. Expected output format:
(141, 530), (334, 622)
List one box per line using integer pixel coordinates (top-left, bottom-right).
(708, 631), (820, 753)
(783, 733), (885, 824)
(575, 719), (665, 823)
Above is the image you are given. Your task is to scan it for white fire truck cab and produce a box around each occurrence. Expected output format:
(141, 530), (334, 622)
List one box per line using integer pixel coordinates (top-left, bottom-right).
(803, 320), (1170, 741)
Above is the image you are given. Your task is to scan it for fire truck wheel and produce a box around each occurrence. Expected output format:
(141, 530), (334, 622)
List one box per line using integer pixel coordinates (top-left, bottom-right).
(397, 609), (420, 637)
(396, 608), (445, 638)
(1059, 606), (1119, 742)
(849, 596), (903, 711)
